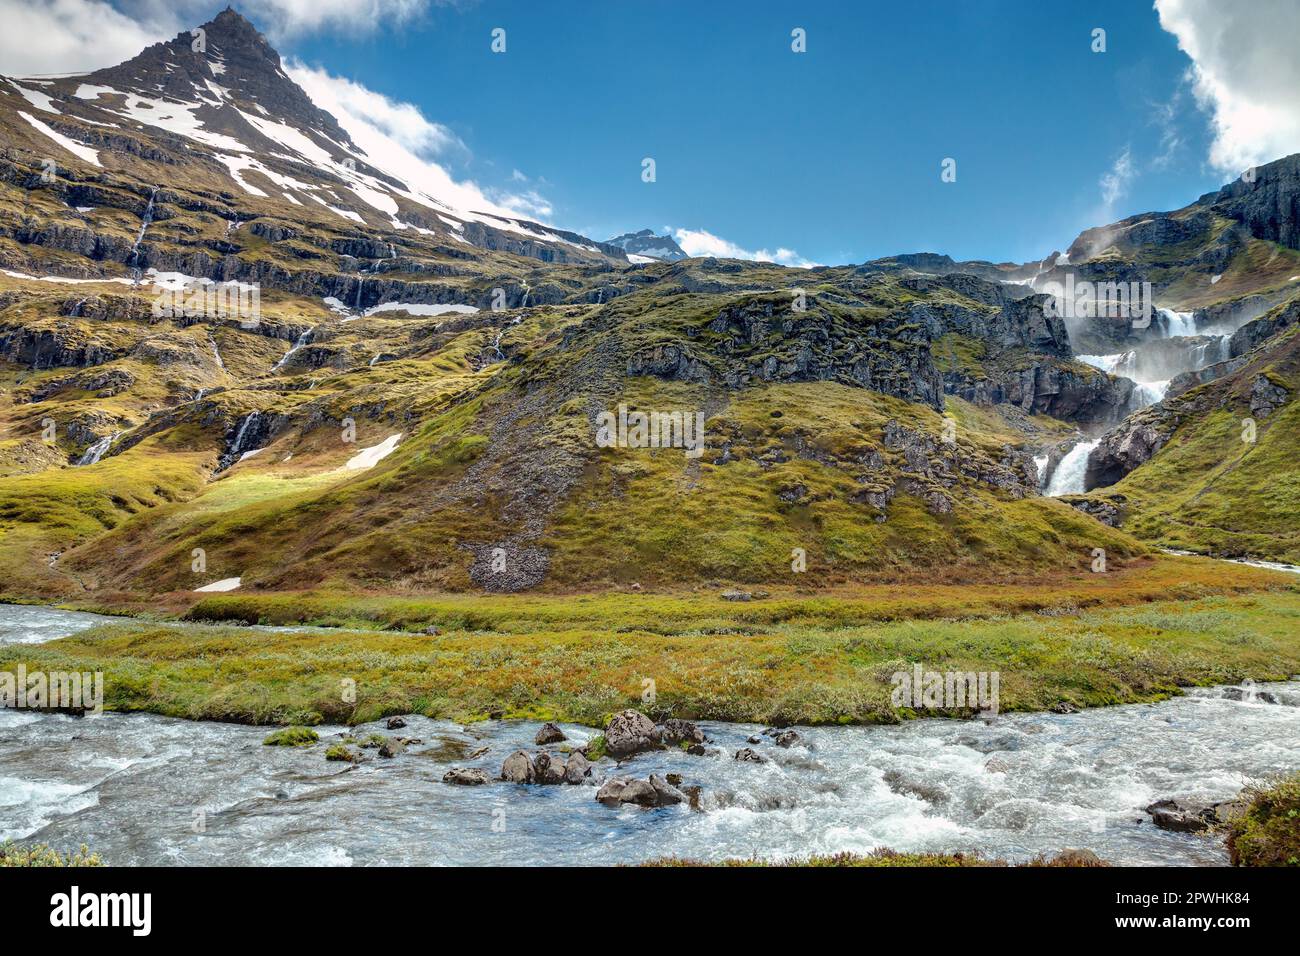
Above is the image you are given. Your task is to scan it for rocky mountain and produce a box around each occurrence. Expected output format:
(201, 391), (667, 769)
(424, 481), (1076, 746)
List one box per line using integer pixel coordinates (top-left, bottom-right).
(606, 229), (688, 262)
(0, 8), (1296, 602)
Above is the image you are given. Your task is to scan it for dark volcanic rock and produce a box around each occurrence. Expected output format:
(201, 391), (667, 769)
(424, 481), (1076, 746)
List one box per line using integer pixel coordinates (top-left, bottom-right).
(604, 709), (661, 758)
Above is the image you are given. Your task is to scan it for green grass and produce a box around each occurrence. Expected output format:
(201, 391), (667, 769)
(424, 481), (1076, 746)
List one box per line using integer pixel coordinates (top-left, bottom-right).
(1226, 773), (1300, 867)
(5, 583), (1297, 727)
(262, 726), (319, 746)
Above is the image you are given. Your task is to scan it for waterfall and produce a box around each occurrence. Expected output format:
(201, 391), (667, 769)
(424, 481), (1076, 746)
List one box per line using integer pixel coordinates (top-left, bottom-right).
(77, 432), (119, 467)
(1132, 381), (1170, 406)
(127, 187), (157, 273)
(1078, 351), (1136, 377)
(1045, 439), (1099, 496)
(1158, 308), (1196, 337)
(1033, 454), (1051, 491)
(210, 335), (225, 370)
(354, 276), (365, 311)
(271, 328), (313, 372)
(229, 412), (260, 457)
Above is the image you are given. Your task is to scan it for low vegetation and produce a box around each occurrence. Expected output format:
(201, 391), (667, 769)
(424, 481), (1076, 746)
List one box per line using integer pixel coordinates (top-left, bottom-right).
(0, 841), (102, 867)
(4, 577), (1297, 727)
(1226, 773), (1300, 867)
(643, 848), (1107, 867)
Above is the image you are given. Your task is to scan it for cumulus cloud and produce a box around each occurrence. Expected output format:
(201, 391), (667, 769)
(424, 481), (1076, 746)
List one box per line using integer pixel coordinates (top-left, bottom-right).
(673, 227), (819, 268)
(1155, 0), (1300, 174)
(0, 0), (435, 76)
(286, 59), (546, 221)
(0, 0), (166, 76)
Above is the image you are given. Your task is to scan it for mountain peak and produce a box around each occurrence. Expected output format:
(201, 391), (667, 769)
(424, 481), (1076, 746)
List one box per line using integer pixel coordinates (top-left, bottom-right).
(606, 229), (688, 261)
(74, 7), (355, 150)
(199, 6), (280, 66)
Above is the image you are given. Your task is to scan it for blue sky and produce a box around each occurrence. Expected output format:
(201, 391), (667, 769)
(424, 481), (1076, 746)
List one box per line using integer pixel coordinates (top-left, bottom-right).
(281, 0), (1223, 265)
(11, 1), (1293, 267)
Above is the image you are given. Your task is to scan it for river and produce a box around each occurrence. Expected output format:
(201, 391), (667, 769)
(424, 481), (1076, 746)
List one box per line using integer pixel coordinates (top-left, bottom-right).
(1, 605), (1297, 866)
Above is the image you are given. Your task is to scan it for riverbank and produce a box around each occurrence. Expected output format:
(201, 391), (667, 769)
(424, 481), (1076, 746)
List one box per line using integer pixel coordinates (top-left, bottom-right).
(3, 573), (1298, 726)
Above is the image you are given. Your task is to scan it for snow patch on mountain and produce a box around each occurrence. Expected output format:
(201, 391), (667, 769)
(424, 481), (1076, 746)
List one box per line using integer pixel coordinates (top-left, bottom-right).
(17, 111), (100, 166)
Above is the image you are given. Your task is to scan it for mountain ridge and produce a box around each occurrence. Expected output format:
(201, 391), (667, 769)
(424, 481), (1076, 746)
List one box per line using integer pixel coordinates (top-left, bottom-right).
(0, 8), (1296, 602)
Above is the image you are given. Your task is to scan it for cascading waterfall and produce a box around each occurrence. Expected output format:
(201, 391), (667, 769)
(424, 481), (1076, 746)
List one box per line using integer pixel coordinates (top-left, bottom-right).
(1158, 308), (1197, 337)
(229, 412), (260, 457)
(271, 328), (313, 372)
(210, 335), (226, 370)
(127, 187), (157, 280)
(76, 432), (120, 467)
(1080, 308), (1234, 415)
(1044, 439), (1099, 496)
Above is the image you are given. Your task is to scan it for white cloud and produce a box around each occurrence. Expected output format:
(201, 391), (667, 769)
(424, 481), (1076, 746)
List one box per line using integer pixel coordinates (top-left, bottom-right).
(0, 0), (165, 76)
(231, 0), (430, 38)
(1098, 146), (1134, 220)
(0, 0), (434, 76)
(1155, 0), (1300, 174)
(673, 227), (818, 268)
(285, 59), (548, 221)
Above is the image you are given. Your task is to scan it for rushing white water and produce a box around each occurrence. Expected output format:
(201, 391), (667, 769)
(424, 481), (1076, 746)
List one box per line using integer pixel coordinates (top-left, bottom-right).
(1080, 309), (1236, 415)
(76, 432), (119, 466)
(1044, 439), (1099, 496)
(1032, 454), (1051, 491)
(1158, 308), (1197, 337)
(126, 186), (156, 273)
(1131, 380), (1170, 406)
(2, 685), (1296, 866)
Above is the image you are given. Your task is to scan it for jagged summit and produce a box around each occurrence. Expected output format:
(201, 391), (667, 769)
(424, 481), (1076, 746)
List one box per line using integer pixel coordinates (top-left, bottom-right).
(606, 229), (688, 261)
(74, 6), (354, 150)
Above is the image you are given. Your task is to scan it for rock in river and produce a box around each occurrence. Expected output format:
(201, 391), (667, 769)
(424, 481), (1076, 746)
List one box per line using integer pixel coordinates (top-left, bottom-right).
(535, 722), (566, 745)
(444, 768), (491, 786)
(604, 709), (661, 757)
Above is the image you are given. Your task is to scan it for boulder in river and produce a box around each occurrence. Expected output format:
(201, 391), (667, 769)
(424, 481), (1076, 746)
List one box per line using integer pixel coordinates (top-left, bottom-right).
(534, 752), (566, 785)
(734, 747), (766, 763)
(377, 737), (406, 758)
(660, 718), (706, 746)
(604, 709), (661, 757)
(563, 751), (592, 784)
(386, 716), (407, 730)
(1146, 798), (1248, 832)
(1145, 799), (1212, 832)
(649, 773), (686, 806)
(596, 775), (684, 808)
(443, 768), (491, 786)
(535, 722), (566, 745)
(501, 750), (536, 783)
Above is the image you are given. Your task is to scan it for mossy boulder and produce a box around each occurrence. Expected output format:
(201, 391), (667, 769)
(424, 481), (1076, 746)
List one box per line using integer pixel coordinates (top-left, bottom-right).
(262, 726), (319, 747)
